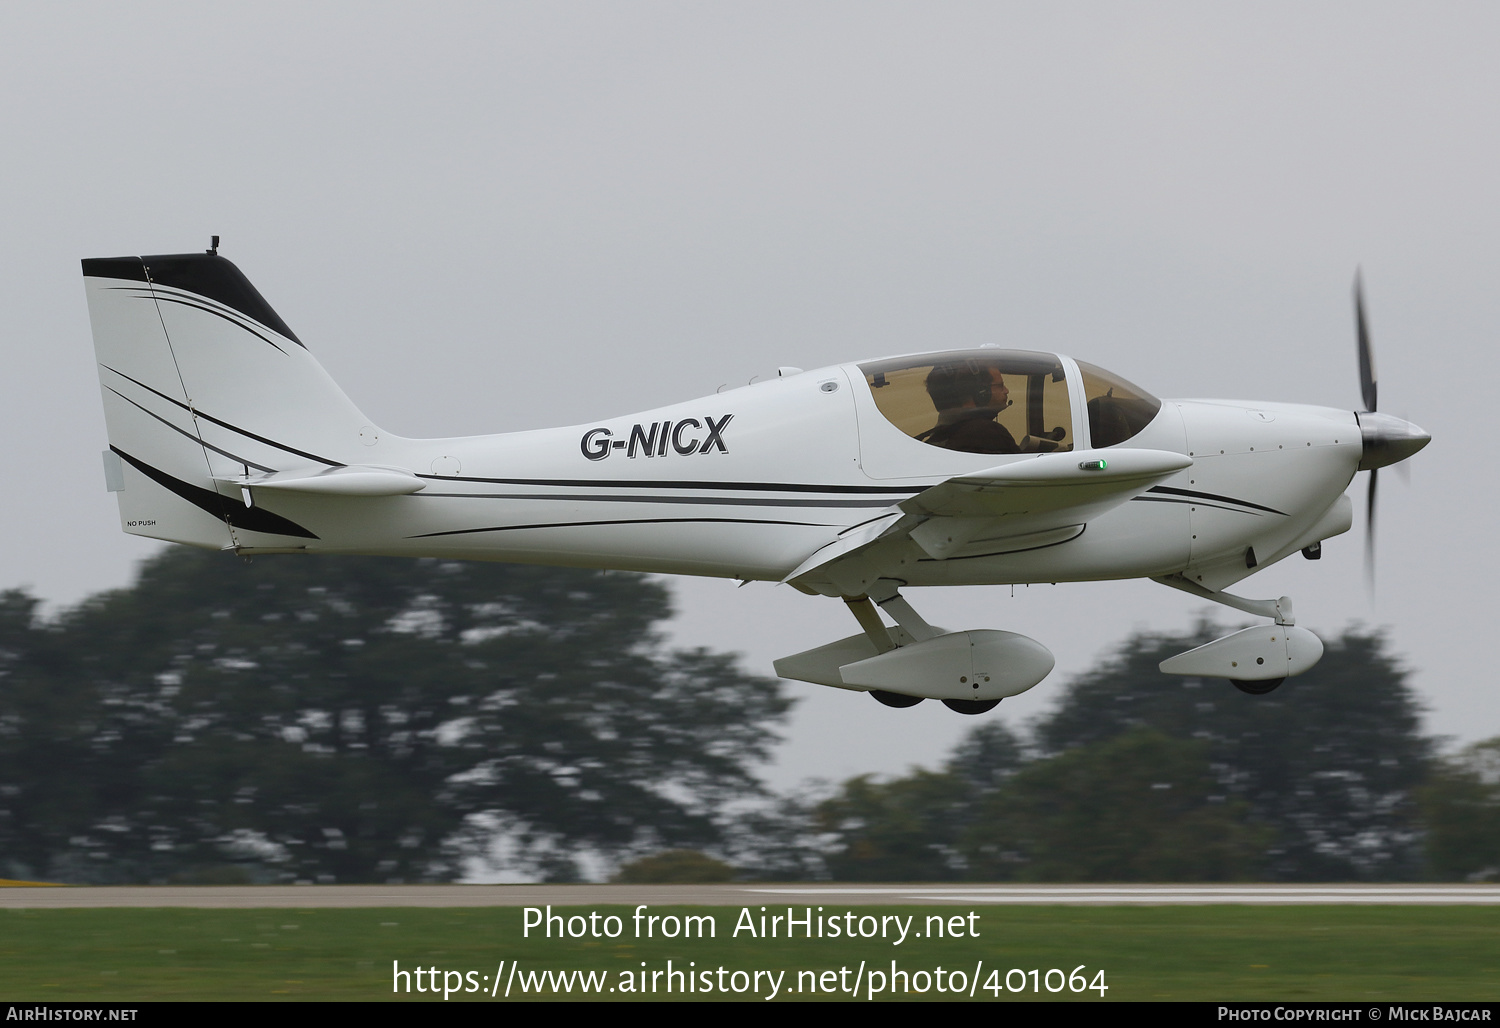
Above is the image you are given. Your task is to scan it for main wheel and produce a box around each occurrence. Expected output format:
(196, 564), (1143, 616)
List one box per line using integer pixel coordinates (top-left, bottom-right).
(1231, 678), (1285, 695)
(869, 689), (924, 708)
(942, 698), (1000, 715)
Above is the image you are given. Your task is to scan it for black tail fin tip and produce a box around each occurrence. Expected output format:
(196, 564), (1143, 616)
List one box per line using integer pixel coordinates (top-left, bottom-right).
(81, 252), (301, 346)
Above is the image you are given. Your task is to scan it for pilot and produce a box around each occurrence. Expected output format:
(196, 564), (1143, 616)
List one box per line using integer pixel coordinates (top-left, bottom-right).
(917, 361), (1020, 454)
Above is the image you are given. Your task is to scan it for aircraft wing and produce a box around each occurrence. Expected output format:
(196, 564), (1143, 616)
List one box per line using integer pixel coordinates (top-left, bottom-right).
(899, 447), (1193, 521)
(786, 447), (1191, 595)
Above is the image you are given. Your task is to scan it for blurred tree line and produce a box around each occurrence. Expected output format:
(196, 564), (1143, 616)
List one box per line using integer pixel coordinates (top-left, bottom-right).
(0, 549), (788, 884)
(1, 549), (1495, 883)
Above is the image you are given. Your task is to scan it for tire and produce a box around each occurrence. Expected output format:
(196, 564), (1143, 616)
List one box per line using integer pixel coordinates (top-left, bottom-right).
(1231, 678), (1285, 695)
(942, 698), (1000, 715)
(869, 689), (924, 708)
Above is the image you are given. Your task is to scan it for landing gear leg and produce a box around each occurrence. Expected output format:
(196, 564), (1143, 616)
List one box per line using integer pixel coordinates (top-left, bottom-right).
(842, 595), (895, 653)
(867, 580), (941, 642)
(846, 594), (924, 705)
(1152, 574), (1296, 626)
(843, 591), (926, 709)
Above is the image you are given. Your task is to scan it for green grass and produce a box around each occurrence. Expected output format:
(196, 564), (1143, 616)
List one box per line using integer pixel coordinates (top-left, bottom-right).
(1, 905), (1495, 1001)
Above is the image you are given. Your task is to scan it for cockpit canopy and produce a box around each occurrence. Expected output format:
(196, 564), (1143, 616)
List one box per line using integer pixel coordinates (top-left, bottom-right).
(858, 349), (1161, 454)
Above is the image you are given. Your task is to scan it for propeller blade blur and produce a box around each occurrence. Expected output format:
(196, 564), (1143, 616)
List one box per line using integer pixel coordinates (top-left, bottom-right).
(1364, 467), (1378, 597)
(1355, 271), (1377, 412)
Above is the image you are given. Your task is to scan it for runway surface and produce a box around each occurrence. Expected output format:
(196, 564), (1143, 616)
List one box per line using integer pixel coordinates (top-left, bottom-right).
(3, 884), (1499, 908)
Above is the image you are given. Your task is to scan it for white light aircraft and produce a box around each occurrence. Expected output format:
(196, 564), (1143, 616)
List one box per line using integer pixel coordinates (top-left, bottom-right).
(83, 245), (1429, 714)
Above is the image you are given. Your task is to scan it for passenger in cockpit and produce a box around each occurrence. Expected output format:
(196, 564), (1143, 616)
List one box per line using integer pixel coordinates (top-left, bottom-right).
(917, 361), (1020, 454)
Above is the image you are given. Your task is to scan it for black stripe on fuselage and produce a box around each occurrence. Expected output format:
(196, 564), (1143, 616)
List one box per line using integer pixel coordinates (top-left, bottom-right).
(417, 474), (922, 495)
(838, 511), (905, 536)
(407, 516), (834, 540)
(1132, 495), (1265, 516)
(1145, 485), (1286, 516)
(414, 491), (897, 508)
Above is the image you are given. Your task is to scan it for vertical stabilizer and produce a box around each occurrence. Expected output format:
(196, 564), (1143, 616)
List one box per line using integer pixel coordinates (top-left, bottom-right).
(83, 252), (379, 548)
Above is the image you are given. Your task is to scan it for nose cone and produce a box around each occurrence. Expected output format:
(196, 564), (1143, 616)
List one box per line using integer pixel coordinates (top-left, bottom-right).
(1357, 411), (1431, 471)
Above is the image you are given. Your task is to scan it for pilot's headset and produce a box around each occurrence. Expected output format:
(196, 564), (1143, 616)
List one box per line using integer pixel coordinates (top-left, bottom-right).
(964, 359), (1014, 411)
(962, 360), (994, 408)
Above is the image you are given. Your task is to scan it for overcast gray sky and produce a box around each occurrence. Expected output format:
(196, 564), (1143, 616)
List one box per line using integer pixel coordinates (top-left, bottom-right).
(1, 2), (1493, 789)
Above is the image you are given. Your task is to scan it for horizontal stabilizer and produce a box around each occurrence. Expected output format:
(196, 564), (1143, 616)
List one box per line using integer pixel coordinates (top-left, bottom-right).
(216, 466), (426, 497)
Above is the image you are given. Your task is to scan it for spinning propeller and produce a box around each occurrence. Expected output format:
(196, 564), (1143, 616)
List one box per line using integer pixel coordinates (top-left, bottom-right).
(1352, 272), (1430, 592)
